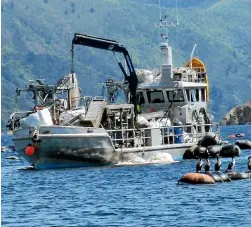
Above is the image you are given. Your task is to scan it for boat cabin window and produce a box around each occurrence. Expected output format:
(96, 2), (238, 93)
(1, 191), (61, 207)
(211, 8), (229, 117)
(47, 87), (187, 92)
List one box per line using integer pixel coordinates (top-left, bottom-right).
(136, 92), (145, 104)
(146, 90), (165, 103)
(191, 89), (199, 102)
(167, 89), (184, 102)
(201, 88), (206, 102)
(186, 89), (190, 102)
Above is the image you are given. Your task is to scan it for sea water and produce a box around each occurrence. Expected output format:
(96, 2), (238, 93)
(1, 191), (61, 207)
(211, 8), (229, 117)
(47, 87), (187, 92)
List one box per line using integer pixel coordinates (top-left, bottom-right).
(1, 125), (251, 227)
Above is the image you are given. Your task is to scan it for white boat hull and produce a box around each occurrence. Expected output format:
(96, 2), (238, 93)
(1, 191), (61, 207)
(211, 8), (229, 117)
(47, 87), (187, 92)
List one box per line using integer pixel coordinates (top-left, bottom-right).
(13, 125), (193, 169)
(118, 143), (193, 164)
(13, 126), (117, 169)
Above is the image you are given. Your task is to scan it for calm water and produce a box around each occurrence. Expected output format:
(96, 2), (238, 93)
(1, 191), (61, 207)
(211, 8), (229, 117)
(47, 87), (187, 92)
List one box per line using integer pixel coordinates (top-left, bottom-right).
(2, 125), (251, 227)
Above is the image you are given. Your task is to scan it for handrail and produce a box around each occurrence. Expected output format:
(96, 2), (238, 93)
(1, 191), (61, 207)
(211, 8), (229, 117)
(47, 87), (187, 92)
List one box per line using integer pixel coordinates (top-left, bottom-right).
(108, 122), (220, 148)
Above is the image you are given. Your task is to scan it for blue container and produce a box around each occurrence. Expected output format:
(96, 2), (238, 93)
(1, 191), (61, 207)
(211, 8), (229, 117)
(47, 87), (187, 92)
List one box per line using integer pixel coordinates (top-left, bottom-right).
(174, 127), (183, 143)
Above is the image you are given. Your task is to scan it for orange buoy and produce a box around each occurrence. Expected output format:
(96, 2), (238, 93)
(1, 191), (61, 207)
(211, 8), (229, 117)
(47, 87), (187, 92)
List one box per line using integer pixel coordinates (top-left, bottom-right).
(178, 172), (215, 184)
(25, 144), (35, 156)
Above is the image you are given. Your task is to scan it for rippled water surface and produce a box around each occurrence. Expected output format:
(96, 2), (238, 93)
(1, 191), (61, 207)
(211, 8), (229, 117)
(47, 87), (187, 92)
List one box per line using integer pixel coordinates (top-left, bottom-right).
(2, 125), (251, 226)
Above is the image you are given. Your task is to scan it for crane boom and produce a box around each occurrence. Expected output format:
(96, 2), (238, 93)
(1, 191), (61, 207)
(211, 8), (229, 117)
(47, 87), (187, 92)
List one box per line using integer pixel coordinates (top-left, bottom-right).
(72, 33), (138, 114)
(73, 33), (125, 53)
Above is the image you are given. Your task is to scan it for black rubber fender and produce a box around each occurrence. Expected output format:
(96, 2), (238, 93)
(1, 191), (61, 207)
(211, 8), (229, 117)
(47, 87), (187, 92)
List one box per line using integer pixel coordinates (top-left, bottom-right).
(213, 172), (231, 182)
(227, 171), (250, 180)
(235, 140), (251, 150)
(220, 144), (241, 157)
(200, 133), (221, 147)
(183, 146), (197, 159)
(193, 146), (207, 158)
(206, 172), (223, 182)
(207, 145), (223, 157)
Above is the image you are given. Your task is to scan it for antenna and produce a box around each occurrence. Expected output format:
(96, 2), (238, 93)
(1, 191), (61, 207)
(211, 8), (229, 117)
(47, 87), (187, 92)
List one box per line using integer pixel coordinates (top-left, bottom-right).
(154, 0), (179, 42)
(176, 0), (179, 26)
(158, 0), (162, 25)
(190, 44), (197, 69)
(155, 0), (180, 82)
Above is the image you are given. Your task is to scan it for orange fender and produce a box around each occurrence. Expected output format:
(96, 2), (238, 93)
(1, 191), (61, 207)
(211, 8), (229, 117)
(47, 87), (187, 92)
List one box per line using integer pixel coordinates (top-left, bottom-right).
(178, 172), (215, 184)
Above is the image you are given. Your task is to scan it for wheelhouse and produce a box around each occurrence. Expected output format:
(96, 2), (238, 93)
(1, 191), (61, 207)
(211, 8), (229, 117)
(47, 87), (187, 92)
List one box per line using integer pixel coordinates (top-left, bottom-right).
(136, 86), (207, 114)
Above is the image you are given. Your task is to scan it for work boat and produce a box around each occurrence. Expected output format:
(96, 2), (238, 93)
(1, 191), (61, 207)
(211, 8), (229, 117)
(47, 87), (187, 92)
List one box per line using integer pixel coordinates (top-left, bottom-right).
(7, 32), (219, 169)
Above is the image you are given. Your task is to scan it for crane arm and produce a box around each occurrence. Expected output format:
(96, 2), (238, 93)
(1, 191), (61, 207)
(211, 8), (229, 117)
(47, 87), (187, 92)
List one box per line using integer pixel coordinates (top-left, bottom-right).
(73, 33), (126, 53)
(72, 33), (138, 114)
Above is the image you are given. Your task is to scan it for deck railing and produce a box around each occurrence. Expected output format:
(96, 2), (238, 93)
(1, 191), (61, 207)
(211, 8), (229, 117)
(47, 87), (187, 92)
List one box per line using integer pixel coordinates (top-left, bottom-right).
(173, 68), (207, 83)
(107, 123), (220, 148)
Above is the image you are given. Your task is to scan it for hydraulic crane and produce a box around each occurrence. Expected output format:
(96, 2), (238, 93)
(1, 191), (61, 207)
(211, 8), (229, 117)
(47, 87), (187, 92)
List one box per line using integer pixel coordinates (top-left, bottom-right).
(71, 33), (138, 114)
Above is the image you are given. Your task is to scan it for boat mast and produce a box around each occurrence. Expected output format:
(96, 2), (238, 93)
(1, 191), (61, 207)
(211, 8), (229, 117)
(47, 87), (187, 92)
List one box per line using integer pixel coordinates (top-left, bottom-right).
(155, 0), (179, 82)
(190, 44), (197, 69)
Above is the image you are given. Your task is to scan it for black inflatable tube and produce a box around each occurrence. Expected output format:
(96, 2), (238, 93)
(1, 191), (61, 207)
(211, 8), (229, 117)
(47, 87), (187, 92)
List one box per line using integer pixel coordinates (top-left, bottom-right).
(220, 145), (240, 157)
(227, 171), (251, 180)
(235, 140), (251, 150)
(206, 172), (224, 182)
(207, 145), (223, 157)
(200, 133), (220, 147)
(207, 172), (231, 182)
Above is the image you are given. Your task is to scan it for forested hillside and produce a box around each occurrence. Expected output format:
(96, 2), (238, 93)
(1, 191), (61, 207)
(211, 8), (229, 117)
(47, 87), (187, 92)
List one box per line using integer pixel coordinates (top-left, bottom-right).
(2, 0), (251, 125)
